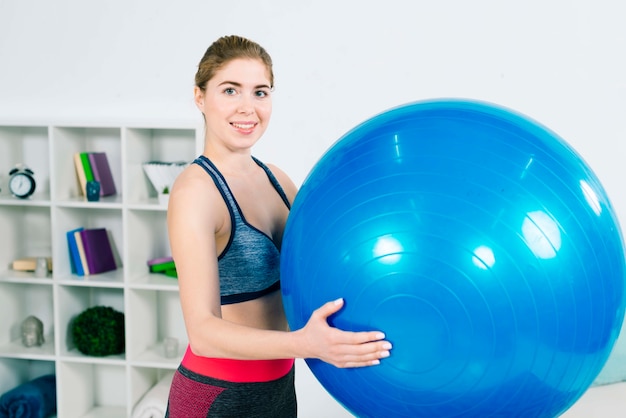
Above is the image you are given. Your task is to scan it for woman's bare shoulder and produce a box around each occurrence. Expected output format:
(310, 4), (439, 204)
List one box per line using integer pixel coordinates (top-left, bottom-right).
(168, 163), (225, 230)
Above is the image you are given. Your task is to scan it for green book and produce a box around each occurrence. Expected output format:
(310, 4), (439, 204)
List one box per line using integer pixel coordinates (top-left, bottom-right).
(149, 260), (176, 273)
(80, 152), (94, 182)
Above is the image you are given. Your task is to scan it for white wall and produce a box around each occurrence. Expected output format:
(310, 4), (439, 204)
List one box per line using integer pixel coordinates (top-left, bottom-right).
(1, 0), (625, 416)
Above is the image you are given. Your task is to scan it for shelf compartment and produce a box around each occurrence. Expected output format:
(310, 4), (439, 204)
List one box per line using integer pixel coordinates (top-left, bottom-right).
(127, 289), (186, 366)
(0, 358), (55, 398)
(51, 126), (122, 202)
(57, 361), (126, 418)
(53, 206), (123, 281)
(129, 366), (174, 416)
(0, 281), (55, 358)
(124, 127), (196, 204)
(0, 205), (52, 278)
(125, 208), (175, 285)
(56, 285), (125, 360)
(0, 125), (50, 199)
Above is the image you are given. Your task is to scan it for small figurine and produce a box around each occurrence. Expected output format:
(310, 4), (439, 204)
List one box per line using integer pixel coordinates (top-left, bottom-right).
(21, 315), (45, 347)
(163, 336), (179, 358)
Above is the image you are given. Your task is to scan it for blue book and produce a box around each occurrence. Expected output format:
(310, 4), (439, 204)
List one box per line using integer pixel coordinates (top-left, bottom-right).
(66, 227), (85, 276)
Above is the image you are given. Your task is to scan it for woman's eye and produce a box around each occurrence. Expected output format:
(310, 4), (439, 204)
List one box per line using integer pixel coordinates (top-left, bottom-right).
(224, 87), (236, 95)
(255, 90), (270, 98)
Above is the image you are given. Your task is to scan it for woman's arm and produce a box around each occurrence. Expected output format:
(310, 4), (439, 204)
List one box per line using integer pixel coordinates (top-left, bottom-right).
(168, 165), (391, 368)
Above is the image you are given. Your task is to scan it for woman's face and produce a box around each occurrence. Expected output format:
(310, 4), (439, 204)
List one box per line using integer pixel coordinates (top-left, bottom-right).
(196, 58), (273, 152)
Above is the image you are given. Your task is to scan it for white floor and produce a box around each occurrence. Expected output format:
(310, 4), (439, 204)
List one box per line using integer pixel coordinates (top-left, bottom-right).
(297, 362), (626, 418)
(561, 382), (626, 417)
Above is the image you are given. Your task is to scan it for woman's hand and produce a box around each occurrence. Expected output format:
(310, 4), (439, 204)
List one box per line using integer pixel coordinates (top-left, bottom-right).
(297, 298), (392, 368)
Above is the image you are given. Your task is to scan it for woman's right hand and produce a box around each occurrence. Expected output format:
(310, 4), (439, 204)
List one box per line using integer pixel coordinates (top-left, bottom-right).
(296, 298), (392, 368)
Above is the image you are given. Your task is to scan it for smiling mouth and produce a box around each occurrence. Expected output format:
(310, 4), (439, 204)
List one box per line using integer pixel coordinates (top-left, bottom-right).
(231, 122), (256, 130)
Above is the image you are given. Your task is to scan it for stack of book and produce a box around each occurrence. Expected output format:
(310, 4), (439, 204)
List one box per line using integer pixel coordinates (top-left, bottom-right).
(67, 227), (119, 276)
(74, 152), (117, 197)
(11, 257), (53, 272)
(147, 256), (177, 278)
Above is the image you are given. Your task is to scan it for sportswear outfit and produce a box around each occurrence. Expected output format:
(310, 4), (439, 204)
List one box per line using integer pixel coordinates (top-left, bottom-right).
(165, 155), (296, 418)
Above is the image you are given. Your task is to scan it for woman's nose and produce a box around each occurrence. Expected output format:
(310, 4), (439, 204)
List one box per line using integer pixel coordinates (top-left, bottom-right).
(237, 95), (254, 114)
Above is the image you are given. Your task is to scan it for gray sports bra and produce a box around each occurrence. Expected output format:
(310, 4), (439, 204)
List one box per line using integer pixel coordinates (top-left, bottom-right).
(193, 155), (291, 305)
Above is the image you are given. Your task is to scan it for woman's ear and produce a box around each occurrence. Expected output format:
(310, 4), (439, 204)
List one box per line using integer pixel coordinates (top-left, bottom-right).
(194, 86), (205, 111)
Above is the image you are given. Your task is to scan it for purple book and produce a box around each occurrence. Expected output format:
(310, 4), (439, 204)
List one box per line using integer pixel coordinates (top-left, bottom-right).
(88, 152), (117, 196)
(79, 228), (117, 274)
(147, 256), (174, 266)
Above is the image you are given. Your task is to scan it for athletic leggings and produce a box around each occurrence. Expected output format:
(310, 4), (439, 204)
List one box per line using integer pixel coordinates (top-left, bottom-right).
(165, 346), (297, 417)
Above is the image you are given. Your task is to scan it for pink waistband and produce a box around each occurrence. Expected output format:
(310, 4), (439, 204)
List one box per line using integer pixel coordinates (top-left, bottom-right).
(181, 345), (295, 383)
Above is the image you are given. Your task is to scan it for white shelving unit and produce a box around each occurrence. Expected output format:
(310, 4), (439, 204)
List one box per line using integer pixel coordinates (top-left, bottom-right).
(0, 122), (202, 417)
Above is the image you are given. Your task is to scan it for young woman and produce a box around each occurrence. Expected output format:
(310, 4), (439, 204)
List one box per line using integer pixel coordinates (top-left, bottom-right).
(165, 35), (392, 417)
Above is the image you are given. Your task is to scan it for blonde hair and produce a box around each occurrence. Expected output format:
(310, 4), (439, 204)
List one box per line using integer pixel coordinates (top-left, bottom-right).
(195, 35), (274, 91)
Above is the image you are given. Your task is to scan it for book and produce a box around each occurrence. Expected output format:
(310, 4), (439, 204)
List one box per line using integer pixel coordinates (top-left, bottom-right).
(66, 227), (85, 275)
(80, 228), (117, 275)
(147, 256), (176, 277)
(11, 257), (52, 272)
(149, 260), (176, 273)
(73, 152), (117, 197)
(88, 152), (117, 196)
(74, 230), (90, 276)
(74, 153), (88, 196)
(80, 152), (95, 183)
(164, 269), (178, 278)
(147, 256), (173, 266)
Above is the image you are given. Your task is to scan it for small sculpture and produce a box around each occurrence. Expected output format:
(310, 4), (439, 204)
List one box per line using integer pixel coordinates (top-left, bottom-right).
(21, 315), (45, 347)
(163, 337), (179, 358)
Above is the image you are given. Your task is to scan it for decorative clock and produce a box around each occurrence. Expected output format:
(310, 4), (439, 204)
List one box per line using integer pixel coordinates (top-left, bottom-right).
(9, 165), (36, 198)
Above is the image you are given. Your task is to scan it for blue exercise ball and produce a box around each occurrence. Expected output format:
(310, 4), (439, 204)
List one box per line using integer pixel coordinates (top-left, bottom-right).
(281, 99), (626, 418)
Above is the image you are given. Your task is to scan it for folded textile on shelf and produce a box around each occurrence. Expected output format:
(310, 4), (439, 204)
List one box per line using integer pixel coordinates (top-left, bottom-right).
(0, 374), (56, 418)
(131, 372), (174, 418)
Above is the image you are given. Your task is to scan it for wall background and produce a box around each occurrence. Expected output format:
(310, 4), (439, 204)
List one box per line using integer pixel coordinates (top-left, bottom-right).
(1, 0), (625, 416)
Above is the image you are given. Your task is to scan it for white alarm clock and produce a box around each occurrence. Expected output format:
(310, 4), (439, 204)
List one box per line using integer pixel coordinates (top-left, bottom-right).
(8, 165), (36, 199)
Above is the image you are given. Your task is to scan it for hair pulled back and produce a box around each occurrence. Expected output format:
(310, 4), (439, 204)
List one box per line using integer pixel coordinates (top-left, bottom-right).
(195, 35), (274, 91)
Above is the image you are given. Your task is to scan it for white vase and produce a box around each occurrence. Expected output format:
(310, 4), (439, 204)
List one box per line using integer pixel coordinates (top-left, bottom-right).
(158, 193), (170, 206)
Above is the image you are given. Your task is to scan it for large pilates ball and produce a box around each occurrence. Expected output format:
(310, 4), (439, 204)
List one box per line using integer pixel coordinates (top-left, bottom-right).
(280, 99), (626, 418)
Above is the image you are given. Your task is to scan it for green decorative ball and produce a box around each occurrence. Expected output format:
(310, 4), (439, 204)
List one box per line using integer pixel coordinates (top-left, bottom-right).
(71, 306), (125, 356)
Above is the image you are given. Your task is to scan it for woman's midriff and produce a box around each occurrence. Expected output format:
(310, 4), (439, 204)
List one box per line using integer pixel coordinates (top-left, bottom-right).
(182, 290), (294, 383)
(221, 289), (289, 331)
